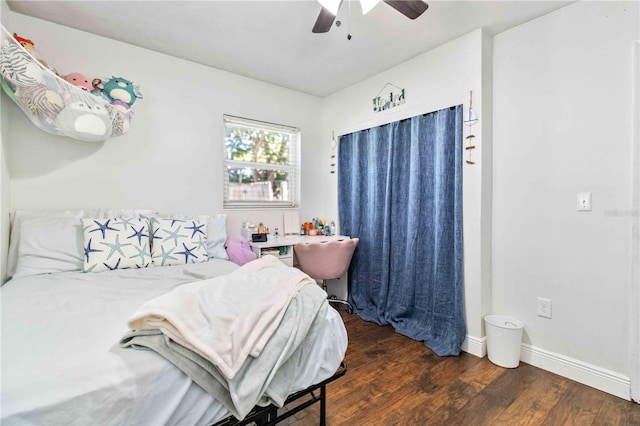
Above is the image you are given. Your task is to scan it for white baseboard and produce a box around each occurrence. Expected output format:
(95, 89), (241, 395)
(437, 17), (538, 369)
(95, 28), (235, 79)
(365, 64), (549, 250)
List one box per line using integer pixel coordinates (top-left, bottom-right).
(520, 343), (631, 401)
(462, 334), (486, 358)
(462, 338), (631, 401)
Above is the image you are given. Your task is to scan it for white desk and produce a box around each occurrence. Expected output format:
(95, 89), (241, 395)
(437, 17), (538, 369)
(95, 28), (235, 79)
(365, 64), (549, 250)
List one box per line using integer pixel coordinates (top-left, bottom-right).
(248, 235), (349, 267)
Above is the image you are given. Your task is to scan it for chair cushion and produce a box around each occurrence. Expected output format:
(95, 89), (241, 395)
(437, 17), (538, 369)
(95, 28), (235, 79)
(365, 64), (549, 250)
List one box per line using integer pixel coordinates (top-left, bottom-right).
(294, 238), (359, 280)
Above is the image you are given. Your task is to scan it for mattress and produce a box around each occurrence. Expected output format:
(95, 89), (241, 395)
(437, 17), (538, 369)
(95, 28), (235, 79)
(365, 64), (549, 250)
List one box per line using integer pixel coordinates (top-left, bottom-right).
(0, 259), (348, 425)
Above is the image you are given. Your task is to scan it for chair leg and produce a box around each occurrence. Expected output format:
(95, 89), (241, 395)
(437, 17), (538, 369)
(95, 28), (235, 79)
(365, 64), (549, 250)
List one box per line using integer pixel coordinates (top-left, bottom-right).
(317, 280), (352, 313)
(327, 297), (353, 313)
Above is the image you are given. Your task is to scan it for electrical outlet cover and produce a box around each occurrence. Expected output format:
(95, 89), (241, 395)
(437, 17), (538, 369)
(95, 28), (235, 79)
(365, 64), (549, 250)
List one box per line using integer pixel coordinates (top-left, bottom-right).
(577, 192), (592, 211)
(537, 297), (552, 318)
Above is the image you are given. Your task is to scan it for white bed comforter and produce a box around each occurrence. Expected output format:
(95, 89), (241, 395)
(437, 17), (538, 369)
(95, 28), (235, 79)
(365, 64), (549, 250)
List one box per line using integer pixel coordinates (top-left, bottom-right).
(0, 259), (348, 426)
(127, 256), (314, 380)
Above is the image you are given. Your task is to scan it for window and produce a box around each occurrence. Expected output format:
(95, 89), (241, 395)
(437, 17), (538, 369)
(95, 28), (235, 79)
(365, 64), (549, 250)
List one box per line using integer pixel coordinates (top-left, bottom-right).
(223, 115), (300, 208)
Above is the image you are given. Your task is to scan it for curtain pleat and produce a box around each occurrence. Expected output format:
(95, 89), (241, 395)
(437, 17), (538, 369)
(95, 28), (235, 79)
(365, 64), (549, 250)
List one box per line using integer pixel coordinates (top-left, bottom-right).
(338, 105), (465, 356)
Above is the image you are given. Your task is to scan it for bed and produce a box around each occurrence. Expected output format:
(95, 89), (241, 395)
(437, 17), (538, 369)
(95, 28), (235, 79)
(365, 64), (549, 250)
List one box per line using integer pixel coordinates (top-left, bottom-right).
(1, 210), (348, 425)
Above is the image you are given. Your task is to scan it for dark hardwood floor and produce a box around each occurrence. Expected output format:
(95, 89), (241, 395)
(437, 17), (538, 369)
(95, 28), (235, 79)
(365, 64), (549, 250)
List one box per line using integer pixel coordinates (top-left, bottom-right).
(282, 311), (640, 425)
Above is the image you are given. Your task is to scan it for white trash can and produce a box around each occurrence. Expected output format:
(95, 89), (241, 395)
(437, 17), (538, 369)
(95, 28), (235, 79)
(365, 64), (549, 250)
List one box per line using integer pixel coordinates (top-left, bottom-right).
(484, 315), (524, 368)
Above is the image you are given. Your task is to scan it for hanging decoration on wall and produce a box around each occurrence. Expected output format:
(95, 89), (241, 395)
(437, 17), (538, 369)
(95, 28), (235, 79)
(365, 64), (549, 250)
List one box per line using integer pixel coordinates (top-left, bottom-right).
(464, 90), (479, 165)
(0, 26), (142, 142)
(372, 82), (405, 112)
(330, 130), (337, 174)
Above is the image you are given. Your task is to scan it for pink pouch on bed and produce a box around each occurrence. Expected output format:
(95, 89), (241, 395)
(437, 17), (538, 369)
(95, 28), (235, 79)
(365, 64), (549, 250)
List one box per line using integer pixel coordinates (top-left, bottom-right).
(225, 236), (257, 266)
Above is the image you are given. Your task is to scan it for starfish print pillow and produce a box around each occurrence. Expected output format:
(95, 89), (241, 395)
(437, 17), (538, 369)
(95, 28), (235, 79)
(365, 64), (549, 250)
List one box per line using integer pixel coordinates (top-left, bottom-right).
(82, 217), (151, 272)
(150, 217), (208, 267)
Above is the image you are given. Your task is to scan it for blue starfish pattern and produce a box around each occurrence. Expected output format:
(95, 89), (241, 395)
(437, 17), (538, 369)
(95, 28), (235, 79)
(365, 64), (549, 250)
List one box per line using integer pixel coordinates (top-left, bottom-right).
(83, 237), (103, 262)
(128, 224), (148, 245)
(104, 258), (121, 270)
(99, 234), (132, 260)
(153, 245), (178, 266)
(170, 219), (186, 227)
(176, 242), (198, 264)
(195, 234), (207, 252)
(150, 227), (163, 244)
(129, 242), (150, 263)
(116, 217), (135, 230)
(162, 225), (188, 247)
(185, 221), (206, 238)
(89, 219), (118, 239)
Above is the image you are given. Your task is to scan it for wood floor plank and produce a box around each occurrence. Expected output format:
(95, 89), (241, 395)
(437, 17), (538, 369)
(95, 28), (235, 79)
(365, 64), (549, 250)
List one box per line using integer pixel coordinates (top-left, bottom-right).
(541, 380), (605, 426)
(288, 312), (640, 426)
(593, 395), (640, 425)
(456, 355), (505, 391)
(447, 363), (537, 425)
(491, 367), (570, 425)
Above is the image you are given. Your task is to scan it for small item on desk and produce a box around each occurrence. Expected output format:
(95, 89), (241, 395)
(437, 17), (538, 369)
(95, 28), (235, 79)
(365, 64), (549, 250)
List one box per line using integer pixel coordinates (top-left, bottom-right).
(240, 222), (257, 241)
(251, 233), (268, 243)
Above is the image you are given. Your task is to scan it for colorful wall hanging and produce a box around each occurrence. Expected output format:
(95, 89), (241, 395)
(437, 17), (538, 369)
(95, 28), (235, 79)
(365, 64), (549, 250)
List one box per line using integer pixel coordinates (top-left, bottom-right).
(372, 82), (405, 112)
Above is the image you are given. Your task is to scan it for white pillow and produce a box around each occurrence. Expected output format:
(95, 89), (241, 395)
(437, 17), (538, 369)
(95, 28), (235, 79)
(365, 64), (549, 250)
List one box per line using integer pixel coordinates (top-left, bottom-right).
(207, 214), (229, 260)
(13, 216), (84, 278)
(7, 209), (156, 279)
(82, 217), (151, 272)
(157, 213), (228, 260)
(150, 217), (208, 267)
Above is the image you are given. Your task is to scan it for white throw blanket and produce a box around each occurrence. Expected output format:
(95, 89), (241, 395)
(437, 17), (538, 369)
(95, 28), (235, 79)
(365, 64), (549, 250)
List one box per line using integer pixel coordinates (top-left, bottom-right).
(127, 255), (314, 380)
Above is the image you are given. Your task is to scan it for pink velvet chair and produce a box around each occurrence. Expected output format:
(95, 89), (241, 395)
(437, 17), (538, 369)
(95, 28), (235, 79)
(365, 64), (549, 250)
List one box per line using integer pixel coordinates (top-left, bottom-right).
(293, 238), (359, 312)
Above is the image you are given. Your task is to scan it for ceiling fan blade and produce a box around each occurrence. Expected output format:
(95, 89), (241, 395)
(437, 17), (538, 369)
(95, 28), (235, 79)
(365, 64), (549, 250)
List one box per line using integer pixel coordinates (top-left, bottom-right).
(383, 0), (429, 20)
(312, 6), (338, 33)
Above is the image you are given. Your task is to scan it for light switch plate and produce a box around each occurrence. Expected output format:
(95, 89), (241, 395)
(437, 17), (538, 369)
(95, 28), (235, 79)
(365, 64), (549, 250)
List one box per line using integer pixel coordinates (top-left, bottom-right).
(577, 192), (592, 211)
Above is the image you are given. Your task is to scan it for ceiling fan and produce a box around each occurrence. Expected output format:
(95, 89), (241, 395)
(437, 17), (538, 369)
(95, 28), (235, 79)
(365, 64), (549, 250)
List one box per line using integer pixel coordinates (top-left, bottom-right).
(312, 0), (429, 34)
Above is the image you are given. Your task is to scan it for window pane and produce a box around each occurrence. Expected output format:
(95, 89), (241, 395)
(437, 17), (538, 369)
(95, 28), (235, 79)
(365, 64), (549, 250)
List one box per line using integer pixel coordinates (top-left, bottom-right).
(227, 167), (290, 202)
(223, 115), (299, 209)
(225, 125), (291, 165)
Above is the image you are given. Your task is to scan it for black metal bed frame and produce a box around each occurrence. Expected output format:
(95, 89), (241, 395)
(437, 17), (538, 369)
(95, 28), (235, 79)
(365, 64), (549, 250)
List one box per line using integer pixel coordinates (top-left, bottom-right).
(212, 361), (347, 426)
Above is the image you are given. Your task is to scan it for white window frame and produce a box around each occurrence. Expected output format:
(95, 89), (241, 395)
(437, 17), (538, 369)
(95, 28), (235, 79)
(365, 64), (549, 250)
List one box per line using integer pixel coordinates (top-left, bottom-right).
(223, 115), (300, 209)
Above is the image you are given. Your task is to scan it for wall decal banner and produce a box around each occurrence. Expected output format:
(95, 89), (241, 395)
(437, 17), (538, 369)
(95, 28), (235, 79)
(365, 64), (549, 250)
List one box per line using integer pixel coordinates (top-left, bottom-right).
(372, 83), (405, 112)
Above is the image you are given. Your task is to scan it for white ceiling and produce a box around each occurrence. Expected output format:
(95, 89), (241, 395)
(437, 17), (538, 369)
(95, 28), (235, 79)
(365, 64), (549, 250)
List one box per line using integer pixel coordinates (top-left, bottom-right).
(7, 0), (573, 97)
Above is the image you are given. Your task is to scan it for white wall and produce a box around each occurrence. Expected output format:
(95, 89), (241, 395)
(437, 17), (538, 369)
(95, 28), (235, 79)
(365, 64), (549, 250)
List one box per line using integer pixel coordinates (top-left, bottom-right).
(321, 29), (492, 355)
(4, 0), (639, 401)
(5, 12), (324, 237)
(0, 1), (11, 283)
(631, 38), (640, 403)
(493, 1), (639, 398)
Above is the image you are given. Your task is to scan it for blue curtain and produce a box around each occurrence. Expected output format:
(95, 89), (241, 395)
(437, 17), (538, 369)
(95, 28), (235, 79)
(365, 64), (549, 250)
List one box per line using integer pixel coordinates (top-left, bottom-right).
(338, 105), (465, 356)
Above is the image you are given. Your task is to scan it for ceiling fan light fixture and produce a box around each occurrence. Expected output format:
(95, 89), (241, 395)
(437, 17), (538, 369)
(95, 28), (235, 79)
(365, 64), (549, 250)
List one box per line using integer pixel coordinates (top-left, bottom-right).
(318, 0), (341, 16)
(360, 0), (381, 14)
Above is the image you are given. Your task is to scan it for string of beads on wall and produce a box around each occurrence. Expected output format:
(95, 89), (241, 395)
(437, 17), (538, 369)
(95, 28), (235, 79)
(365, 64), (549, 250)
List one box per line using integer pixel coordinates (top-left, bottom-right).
(464, 90), (479, 165)
(330, 131), (337, 174)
